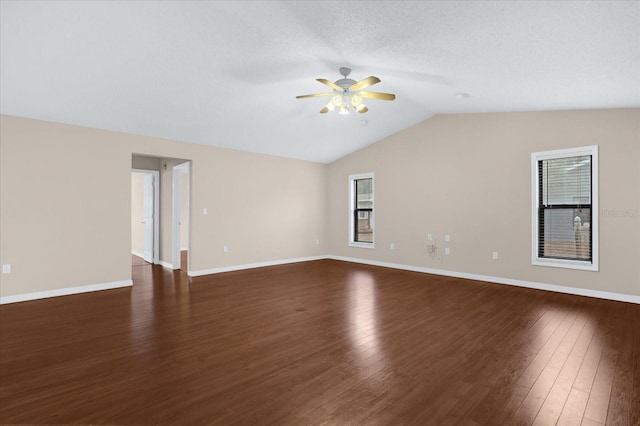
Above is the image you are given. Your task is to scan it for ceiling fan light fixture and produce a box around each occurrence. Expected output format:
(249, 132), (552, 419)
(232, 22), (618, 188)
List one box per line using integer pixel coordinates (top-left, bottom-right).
(351, 94), (367, 113)
(297, 67), (395, 116)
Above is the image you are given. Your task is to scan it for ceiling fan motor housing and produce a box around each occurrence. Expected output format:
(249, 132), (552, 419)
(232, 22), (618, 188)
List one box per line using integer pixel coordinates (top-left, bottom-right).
(337, 67), (355, 90)
(335, 78), (357, 90)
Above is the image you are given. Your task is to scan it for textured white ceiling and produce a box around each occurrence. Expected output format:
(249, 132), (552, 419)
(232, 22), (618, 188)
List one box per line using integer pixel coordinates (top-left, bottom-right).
(1, 1), (639, 163)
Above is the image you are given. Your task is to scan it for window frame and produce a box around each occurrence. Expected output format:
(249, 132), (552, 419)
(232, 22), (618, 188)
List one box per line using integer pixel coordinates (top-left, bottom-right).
(531, 145), (599, 271)
(349, 173), (375, 249)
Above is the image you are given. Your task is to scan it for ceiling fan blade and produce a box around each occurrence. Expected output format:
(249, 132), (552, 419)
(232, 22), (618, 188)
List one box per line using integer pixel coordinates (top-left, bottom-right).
(296, 93), (335, 99)
(316, 78), (342, 91)
(359, 91), (396, 101)
(349, 76), (380, 91)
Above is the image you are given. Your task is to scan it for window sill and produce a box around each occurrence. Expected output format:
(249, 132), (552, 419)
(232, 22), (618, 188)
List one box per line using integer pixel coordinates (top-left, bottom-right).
(532, 257), (598, 272)
(349, 242), (375, 249)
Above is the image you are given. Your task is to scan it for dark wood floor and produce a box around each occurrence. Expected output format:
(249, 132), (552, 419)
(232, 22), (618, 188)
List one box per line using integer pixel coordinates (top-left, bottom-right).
(0, 260), (638, 425)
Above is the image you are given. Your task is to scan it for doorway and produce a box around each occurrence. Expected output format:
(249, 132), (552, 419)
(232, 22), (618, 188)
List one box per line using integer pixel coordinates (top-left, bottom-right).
(131, 155), (191, 272)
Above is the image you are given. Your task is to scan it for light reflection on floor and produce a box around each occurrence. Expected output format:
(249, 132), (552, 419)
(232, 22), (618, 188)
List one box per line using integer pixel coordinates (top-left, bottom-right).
(347, 271), (384, 371)
(129, 261), (192, 352)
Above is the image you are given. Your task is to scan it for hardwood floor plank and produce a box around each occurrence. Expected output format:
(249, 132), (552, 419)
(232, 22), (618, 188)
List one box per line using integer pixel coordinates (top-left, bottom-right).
(533, 353), (584, 425)
(0, 259), (637, 425)
(504, 298), (584, 425)
(573, 330), (605, 396)
(531, 299), (591, 425)
(557, 388), (590, 426)
(604, 305), (634, 426)
(581, 418), (605, 426)
(583, 300), (624, 425)
(516, 304), (577, 385)
(511, 365), (563, 425)
(631, 305), (640, 426)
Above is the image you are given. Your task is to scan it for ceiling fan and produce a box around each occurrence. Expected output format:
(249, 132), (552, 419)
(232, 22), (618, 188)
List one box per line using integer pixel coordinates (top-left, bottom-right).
(296, 67), (396, 115)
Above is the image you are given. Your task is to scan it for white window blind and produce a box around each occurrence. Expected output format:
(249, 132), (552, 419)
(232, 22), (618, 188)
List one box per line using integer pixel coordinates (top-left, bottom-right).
(538, 155), (592, 260)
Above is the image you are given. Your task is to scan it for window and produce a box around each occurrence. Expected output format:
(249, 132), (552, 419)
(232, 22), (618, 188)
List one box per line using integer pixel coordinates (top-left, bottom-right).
(532, 146), (598, 271)
(349, 173), (374, 248)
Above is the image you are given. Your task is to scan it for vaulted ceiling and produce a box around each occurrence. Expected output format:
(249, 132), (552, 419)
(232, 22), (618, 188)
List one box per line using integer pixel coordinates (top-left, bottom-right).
(1, 1), (638, 163)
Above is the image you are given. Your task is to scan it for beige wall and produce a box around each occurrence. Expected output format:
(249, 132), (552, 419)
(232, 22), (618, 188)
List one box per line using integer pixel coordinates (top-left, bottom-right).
(0, 115), (327, 298)
(327, 109), (640, 298)
(1, 110), (638, 301)
(0, 116), (132, 295)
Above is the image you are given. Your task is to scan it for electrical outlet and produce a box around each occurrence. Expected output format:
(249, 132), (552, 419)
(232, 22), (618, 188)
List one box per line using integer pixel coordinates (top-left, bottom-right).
(445, 234), (451, 242)
(223, 245), (229, 253)
(203, 207), (208, 215)
(492, 251), (499, 260)
(316, 239), (320, 245)
(390, 243), (395, 250)
(444, 247), (450, 255)
(2, 264), (10, 274)
(427, 233), (433, 241)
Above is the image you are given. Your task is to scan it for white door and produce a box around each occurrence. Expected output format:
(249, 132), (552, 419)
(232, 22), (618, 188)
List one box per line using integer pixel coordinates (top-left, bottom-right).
(172, 161), (190, 270)
(142, 173), (155, 263)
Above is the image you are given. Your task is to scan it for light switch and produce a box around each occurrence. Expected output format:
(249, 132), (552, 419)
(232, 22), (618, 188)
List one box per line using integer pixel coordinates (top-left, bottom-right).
(203, 208), (208, 215)
(2, 264), (11, 274)
(445, 234), (450, 242)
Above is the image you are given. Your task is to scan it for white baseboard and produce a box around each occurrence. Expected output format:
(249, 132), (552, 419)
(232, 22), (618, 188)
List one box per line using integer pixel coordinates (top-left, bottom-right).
(189, 255), (327, 277)
(0, 280), (133, 305)
(4, 256), (636, 305)
(327, 255), (640, 304)
(158, 260), (174, 269)
(131, 250), (145, 258)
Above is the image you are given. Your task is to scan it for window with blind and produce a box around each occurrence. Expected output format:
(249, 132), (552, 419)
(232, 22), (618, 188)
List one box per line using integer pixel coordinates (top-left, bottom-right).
(532, 146), (598, 271)
(349, 173), (374, 248)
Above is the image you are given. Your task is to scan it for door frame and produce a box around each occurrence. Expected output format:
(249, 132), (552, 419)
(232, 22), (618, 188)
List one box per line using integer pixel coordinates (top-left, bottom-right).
(132, 169), (160, 264)
(172, 162), (191, 271)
